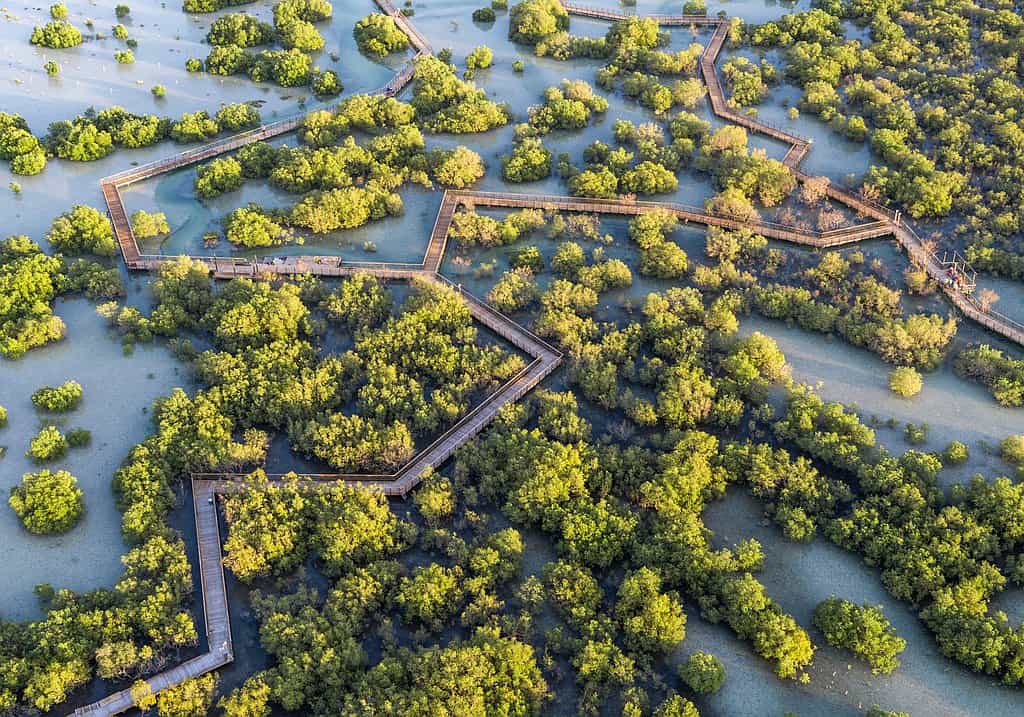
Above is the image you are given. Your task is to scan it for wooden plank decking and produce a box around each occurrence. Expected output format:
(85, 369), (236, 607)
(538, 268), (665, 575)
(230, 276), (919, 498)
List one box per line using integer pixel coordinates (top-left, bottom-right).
(72, 3), (1024, 715)
(556, 1), (1024, 345)
(70, 281), (561, 715)
(71, 274), (562, 716)
(70, 480), (232, 716)
(446, 190), (895, 247)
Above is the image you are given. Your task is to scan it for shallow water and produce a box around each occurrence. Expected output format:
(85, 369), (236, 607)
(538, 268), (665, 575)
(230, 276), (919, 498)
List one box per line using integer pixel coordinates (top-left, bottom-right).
(700, 490), (1024, 717)
(0, 298), (193, 621)
(0, 0), (1020, 712)
(0, 0), (395, 240)
(740, 314), (1023, 485)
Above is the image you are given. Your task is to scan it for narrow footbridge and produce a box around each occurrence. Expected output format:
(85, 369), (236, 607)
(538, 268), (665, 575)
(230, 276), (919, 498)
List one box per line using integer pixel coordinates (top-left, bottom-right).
(70, 269), (561, 716)
(448, 190), (894, 247)
(74, 3), (1024, 715)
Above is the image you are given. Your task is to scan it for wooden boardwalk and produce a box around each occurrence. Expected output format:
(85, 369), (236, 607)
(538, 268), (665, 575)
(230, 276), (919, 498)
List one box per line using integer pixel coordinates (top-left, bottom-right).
(71, 480), (233, 716)
(555, 0), (1024, 345)
(446, 190), (894, 247)
(74, 3), (1024, 714)
(70, 278), (561, 716)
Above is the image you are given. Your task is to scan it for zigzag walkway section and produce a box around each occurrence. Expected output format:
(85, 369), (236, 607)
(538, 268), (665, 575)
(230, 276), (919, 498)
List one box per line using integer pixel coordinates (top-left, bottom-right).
(559, 1), (1024, 344)
(70, 480), (233, 717)
(70, 271), (561, 716)
(75, 4), (1024, 713)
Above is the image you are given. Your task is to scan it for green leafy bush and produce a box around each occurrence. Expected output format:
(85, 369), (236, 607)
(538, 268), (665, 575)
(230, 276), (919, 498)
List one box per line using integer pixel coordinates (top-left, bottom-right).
(30, 20), (82, 48)
(171, 111), (219, 142)
(215, 103), (260, 131)
(27, 426), (69, 462)
(67, 428), (91, 448)
(679, 652), (726, 694)
(223, 205), (291, 247)
(1002, 435), (1024, 471)
(312, 70), (343, 96)
(9, 469), (84, 534)
(813, 597), (905, 674)
(354, 13), (411, 57)
(955, 345), (1024, 407)
(46, 205), (116, 256)
(942, 440), (969, 465)
(0, 113), (48, 175)
(0, 236), (67, 358)
(206, 13), (274, 47)
(888, 366), (922, 398)
(502, 138), (551, 182)
(195, 157), (244, 198)
(466, 45), (493, 69)
(131, 210), (171, 239)
(428, 146), (485, 188)
(31, 381), (83, 412)
(508, 0), (568, 45)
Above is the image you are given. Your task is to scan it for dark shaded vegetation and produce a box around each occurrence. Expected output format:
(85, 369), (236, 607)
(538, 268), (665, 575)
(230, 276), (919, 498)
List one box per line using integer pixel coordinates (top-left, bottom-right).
(955, 344), (1024, 407)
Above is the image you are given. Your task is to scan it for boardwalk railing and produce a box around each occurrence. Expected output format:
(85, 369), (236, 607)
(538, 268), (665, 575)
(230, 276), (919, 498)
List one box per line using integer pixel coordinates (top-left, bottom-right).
(75, 4), (1024, 714)
(72, 273), (562, 716)
(449, 190), (894, 246)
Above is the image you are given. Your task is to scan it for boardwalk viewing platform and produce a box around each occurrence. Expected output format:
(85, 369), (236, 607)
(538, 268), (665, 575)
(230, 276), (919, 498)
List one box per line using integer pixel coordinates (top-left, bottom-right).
(74, 3), (1024, 714)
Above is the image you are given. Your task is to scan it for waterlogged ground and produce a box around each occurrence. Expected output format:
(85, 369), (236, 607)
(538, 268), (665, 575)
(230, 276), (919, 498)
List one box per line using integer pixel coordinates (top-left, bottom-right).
(700, 491), (1023, 717)
(0, 298), (192, 622)
(0, 0), (1023, 713)
(0, 0), (396, 239)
